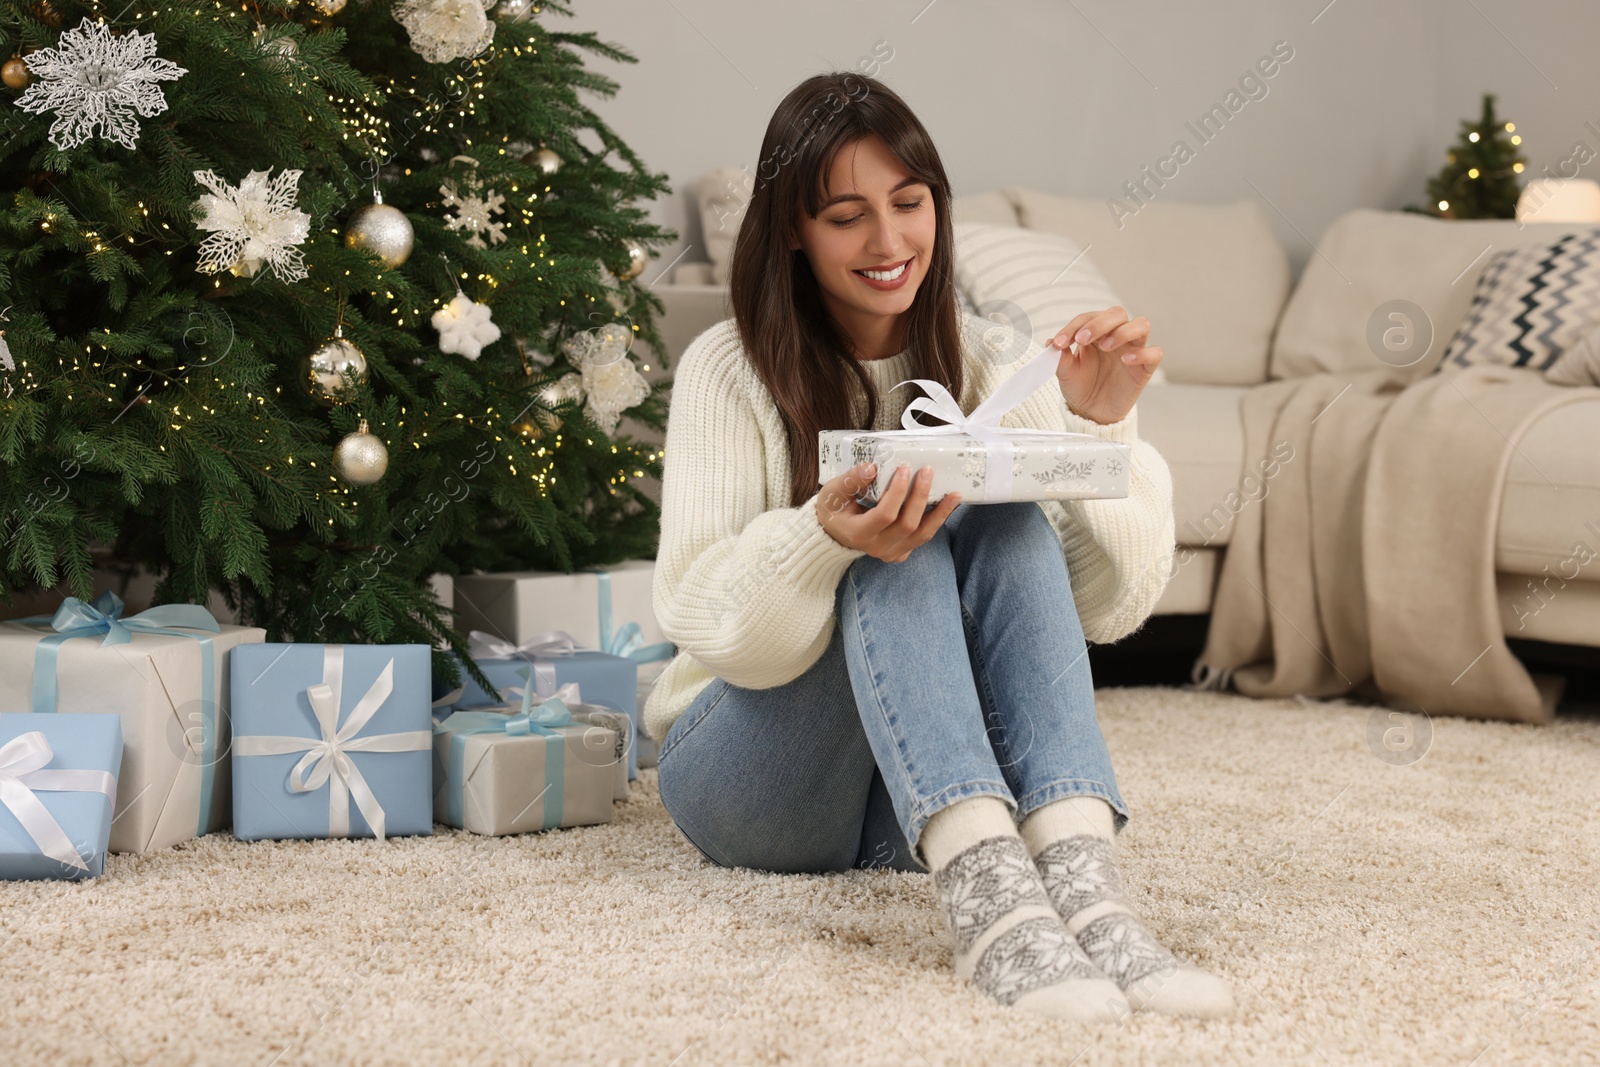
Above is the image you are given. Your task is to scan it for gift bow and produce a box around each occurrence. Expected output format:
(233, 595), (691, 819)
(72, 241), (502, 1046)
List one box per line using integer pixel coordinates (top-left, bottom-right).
(0, 731), (117, 873)
(233, 648), (430, 842)
(888, 341), (1101, 499)
(467, 629), (583, 661)
(19, 589), (221, 837)
(584, 569), (675, 666)
(431, 673), (578, 830)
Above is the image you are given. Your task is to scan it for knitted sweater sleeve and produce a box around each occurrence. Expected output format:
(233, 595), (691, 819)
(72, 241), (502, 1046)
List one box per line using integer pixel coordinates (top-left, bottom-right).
(650, 332), (867, 689)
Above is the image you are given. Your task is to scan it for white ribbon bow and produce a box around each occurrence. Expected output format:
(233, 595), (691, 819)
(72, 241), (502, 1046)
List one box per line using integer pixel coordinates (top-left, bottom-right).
(233, 648), (431, 842)
(889, 341), (1100, 498)
(0, 731), (117, 873)
(466, 629), (587, 661)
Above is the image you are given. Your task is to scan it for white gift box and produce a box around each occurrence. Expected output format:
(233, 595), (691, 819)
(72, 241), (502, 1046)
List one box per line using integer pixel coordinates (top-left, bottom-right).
(451, 560), (672, 686)
(819, 429), (1131, 505)
(0, 601), (263, 855)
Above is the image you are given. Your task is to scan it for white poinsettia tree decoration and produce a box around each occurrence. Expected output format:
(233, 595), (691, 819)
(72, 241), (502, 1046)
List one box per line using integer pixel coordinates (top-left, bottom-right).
(441, 178), (507, 249)
(13, 18), (188, 151)
(191, 168), (311, 283)
(393, 0), (496, 64)
(561, 322), (651, 436)
(432, 292), (501, 359)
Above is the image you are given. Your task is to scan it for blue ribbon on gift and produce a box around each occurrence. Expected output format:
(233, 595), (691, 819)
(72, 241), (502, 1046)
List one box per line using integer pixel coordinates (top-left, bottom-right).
(433, 667), (573, 831)
(16, 590), (221, 836)
(586, 568), (674, 666)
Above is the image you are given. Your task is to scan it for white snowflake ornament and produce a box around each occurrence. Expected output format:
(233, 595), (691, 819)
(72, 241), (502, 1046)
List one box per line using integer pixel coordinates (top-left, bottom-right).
(433, 292), (501, 360)
(14, 18), (187, 151)
(441, 178), (506, 249)
(393, 0), (496, 63)
(561, 322), (651, 436)
(192, 168), (311, 283)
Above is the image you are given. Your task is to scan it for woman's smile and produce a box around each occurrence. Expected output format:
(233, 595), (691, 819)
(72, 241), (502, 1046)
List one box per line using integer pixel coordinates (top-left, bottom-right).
(852, 256), (913, 290)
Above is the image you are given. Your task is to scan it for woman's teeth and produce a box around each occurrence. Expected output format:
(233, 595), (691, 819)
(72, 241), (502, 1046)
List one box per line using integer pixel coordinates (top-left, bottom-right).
(855, 261), (908, 281)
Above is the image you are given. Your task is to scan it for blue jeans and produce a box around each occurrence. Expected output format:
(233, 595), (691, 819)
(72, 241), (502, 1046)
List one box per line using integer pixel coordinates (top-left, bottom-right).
(655, 500), (1129, 874)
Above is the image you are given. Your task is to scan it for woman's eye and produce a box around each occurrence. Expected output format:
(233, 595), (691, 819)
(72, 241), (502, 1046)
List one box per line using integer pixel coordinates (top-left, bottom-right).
(829, 200), (924, 228)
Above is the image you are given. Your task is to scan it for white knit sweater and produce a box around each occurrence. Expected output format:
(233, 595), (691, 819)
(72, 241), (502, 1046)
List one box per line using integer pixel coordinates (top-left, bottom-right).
(643, 311), (1176, 744)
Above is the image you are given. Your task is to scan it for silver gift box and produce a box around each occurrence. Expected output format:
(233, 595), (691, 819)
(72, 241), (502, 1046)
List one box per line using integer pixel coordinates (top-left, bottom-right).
(818, 429), (1131, 506)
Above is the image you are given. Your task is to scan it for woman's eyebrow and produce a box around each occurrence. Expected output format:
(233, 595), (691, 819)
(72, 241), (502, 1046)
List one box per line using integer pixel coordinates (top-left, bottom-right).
(820, 175), (926, 210)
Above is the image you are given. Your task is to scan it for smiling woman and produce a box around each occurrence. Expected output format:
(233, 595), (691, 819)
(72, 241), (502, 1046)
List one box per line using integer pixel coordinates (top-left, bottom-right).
(649, 72), (1213, 1025)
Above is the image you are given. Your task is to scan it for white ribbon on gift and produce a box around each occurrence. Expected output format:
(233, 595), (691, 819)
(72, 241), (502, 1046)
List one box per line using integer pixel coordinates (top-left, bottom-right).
(887, 341), (1102, 499)
(468, 629), (589, 702)
(0, 731), (116, 873)
(233, 647), (431, 842)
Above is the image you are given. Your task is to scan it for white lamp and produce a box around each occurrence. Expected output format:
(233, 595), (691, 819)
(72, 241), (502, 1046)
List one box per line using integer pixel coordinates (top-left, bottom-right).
(1515, 177), (1600, 222)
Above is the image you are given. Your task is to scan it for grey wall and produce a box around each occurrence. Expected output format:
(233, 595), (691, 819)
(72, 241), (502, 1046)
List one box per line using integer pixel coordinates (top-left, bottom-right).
(561, 0), (1600, 284)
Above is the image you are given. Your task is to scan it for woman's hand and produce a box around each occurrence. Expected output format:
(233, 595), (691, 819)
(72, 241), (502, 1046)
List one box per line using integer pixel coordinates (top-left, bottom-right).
(1048, 306), (1163, 426)
(816, 461), (961, 563)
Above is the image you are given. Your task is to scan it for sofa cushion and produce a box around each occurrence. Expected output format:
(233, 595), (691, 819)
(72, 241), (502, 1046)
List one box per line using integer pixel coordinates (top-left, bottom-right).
(1270, 209), (1600, 382)
(953, 190), (1020, 227)
(1134, 382), (1250, 548)
(952, 221), (1167, 383)
(1436, 230), (1600, 374)
(1547, 319), (1600, 387)
(1004, 187), (1289, 386)
(1496, 395), (1600, 579)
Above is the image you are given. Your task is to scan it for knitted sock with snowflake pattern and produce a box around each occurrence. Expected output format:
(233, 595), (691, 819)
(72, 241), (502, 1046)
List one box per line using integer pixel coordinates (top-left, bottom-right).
(1019, 795), (1234, 1019)
(920, 796), (1128, 1023)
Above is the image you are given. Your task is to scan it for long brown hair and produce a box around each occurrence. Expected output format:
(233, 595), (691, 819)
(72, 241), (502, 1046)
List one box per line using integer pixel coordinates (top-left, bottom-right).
(729, 72), (964, 508)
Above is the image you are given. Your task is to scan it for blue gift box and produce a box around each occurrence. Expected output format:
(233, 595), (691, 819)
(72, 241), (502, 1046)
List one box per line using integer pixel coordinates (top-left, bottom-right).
(231, 644), (433, 842)
(438, 649), (640, 781)
(0, 713), (122, 880)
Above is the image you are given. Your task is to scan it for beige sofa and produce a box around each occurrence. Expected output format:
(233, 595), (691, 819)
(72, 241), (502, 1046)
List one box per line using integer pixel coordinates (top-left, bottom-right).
(632, 188), (1600, 654)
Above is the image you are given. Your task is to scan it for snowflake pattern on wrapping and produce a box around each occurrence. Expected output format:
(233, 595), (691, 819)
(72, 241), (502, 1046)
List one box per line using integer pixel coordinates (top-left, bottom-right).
(972, 916), (1104, 1006)
(1106, 458), (1123, 477)
(440, 178), (506, 249)
(1031, 454), (1098, 491)
(393, 0), (496, 63)
(13, 18), (187, 151)
(191, 168), (310, 283)
(932, 835), (1053, 953)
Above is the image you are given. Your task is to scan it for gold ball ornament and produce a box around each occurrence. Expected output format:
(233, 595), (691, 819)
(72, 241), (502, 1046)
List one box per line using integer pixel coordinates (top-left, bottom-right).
(2, 57), (28, 91)
(334, 419), (389, 486)
(305, 329), (369, 405)
(344, 195), (414, 269)
(527, 147), (562, 175)
(309, 0), (347, 12)
(616, 240), (647, 281)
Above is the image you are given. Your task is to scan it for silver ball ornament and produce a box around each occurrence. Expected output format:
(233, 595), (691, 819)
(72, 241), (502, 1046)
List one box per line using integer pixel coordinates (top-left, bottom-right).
(617, 240), (647, 281)
(334, 419), (389, 486)
(306, 331), (368, 405)
(344, 199), (414, 269)
(531, 147), (561, 175)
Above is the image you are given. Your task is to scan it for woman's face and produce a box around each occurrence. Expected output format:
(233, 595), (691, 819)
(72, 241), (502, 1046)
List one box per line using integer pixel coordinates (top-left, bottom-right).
(790, 134), (935, 351)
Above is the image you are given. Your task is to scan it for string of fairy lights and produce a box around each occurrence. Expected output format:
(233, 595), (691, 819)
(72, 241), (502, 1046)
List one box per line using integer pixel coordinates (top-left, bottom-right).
(1, 0), (662, 509)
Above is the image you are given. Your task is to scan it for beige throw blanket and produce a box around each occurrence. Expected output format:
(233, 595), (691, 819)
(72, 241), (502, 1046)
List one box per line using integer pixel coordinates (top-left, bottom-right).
(1191, 363), (1592, 724)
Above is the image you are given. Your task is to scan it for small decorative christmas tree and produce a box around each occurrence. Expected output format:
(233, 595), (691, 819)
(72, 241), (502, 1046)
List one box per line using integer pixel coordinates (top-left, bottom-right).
(1404, 93), (1527, 219)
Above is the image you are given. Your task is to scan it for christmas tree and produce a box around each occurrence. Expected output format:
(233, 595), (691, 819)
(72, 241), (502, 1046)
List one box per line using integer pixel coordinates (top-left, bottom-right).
(1404, 92), (1527, 219)
(0, 0), (675, 688)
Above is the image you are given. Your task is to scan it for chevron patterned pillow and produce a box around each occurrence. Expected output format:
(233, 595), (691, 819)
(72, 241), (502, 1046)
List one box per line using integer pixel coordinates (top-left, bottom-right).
(1436, 230), (1600, 374)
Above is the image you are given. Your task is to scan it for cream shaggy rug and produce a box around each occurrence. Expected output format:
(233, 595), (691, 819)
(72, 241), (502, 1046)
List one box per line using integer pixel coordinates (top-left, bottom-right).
(4, 686), (1598, 1067)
